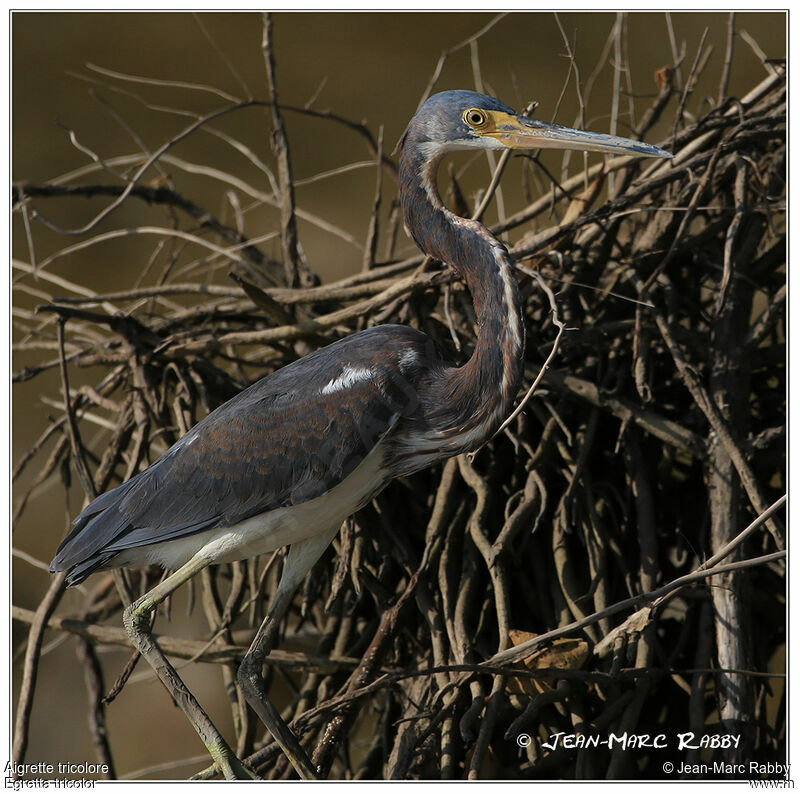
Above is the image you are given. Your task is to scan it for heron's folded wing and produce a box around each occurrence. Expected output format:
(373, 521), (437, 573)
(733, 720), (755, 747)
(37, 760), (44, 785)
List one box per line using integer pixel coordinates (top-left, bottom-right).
(50, 325), (431, 576)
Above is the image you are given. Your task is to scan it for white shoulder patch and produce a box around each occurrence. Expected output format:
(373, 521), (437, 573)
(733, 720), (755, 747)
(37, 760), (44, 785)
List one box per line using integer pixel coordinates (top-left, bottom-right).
(320, 365), (374, 395)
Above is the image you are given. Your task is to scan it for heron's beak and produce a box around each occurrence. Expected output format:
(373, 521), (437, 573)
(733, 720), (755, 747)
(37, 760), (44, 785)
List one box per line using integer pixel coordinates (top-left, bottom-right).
(484, 111), (671, 159)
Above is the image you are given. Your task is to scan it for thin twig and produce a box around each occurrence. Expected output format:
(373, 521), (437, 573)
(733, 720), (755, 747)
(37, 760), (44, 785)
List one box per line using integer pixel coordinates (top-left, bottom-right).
(719, 12), (736, 102)
(13, 573), (67, 765)
(262, 13), (302, 288)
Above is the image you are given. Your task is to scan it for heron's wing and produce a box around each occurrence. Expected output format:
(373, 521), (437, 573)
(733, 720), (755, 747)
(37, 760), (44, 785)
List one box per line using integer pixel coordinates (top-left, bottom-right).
(51, 325), (437, 579)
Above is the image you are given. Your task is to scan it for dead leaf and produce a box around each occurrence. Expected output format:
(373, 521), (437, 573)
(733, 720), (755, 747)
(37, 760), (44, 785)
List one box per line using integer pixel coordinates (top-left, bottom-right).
(505, 630), (589, 697)
(655, 66), (674, 91)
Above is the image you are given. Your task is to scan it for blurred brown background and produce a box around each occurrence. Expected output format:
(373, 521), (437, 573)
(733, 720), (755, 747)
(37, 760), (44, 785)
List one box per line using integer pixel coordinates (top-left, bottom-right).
(12, 11), (786, 779)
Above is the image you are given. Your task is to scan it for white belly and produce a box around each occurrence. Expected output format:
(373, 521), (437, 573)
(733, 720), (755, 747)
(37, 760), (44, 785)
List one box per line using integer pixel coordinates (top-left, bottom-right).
(111, 442), (389, 571)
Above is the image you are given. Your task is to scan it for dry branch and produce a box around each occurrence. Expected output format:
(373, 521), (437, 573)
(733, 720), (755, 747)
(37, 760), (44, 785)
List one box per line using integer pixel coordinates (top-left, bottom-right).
(12, 29), (785, 782)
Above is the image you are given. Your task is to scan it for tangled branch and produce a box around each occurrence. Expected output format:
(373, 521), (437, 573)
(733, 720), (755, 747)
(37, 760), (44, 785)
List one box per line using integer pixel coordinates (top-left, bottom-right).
(12, 17), (785, 781)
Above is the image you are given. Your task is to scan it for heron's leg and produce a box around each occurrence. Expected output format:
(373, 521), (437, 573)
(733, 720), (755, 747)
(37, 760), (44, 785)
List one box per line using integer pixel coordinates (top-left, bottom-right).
(123, 555), (256, 781)
(238, 527), (339, 780)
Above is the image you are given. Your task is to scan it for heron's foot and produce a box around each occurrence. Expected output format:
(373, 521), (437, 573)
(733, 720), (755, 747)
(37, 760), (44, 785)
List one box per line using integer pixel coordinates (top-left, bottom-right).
(209, 742), (259, 780)
(237, 654), (321, 780)
(122, 594), (155, 643)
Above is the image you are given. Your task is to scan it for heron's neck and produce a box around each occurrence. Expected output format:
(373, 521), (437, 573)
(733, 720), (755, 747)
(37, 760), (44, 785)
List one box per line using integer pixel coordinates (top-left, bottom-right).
(399, 147), (525, 450)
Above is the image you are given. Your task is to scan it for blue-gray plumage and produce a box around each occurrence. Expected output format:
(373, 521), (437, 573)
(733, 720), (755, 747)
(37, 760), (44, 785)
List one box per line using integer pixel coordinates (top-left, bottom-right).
(52, 325), (444, 584)
(49, 90), (670, 780)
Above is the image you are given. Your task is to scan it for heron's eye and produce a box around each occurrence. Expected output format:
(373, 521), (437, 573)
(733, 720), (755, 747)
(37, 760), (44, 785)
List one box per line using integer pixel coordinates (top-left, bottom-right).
(463, 108), (488, 129)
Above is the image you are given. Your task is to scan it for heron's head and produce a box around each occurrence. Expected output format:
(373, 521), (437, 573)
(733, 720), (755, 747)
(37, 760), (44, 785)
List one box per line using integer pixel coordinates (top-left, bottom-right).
(397, 89), (671, 160)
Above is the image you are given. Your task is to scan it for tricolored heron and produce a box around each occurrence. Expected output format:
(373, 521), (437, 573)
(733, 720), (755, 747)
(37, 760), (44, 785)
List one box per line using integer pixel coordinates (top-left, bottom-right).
(51, 90), (669, 779)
